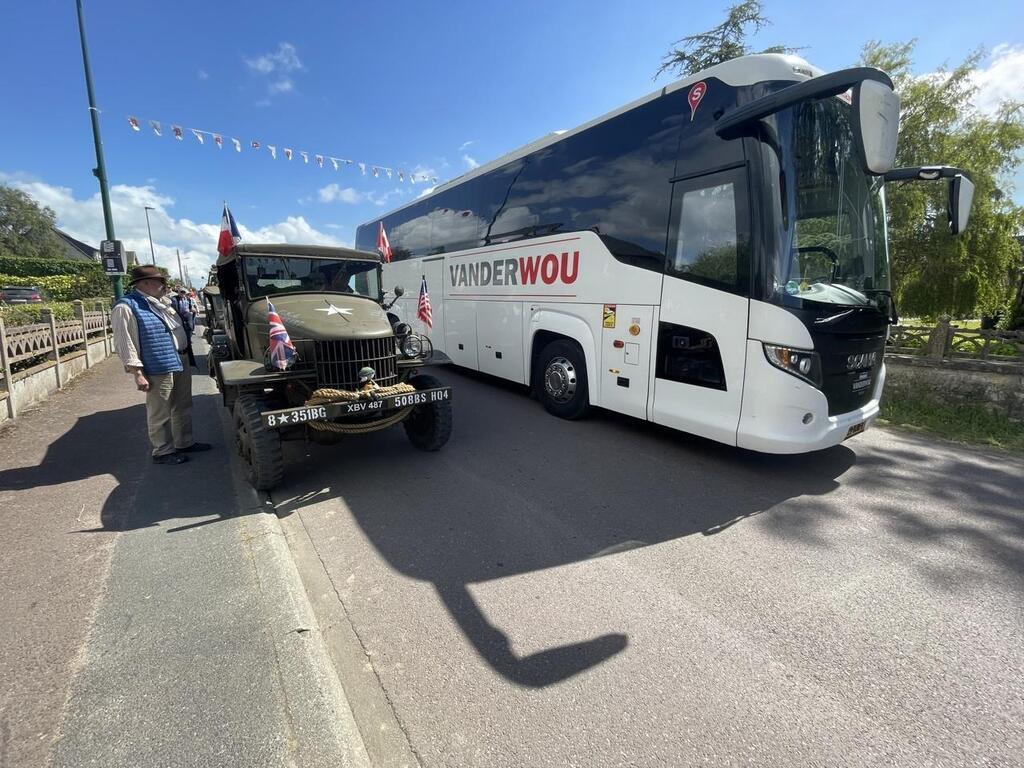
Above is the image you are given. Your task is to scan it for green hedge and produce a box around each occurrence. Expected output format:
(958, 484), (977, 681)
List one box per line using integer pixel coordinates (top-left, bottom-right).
(0, 254), (105, 277)
(0, 297), (110, 327)
(0, 272), (112, 302)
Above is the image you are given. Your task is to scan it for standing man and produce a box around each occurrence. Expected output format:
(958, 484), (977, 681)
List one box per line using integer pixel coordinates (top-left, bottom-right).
(171, 287), (195, 337)
(112, 265), (212, 465)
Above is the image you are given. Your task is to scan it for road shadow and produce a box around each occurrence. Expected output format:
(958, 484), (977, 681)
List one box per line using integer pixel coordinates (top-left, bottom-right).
(272, 367), (858, 688)
(0, 389), (232, 533)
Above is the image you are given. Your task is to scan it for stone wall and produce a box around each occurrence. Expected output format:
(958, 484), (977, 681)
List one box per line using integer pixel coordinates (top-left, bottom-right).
(885, 354), (1024, 421)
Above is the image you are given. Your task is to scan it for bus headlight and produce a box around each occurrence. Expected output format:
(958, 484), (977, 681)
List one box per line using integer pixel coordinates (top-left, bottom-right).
(763, 343), (822, 386)
(401, 334), (424, 358)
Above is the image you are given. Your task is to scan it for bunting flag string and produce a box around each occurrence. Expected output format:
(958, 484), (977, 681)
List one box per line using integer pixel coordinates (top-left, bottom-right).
(125, 114), (439, 185)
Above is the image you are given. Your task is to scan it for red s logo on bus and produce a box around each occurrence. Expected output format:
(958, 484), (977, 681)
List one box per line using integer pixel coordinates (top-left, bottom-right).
(688, 81), (707, 121)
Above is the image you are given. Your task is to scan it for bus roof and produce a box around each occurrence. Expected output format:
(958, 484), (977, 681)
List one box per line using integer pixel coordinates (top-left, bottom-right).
(358, 53), (824, 229)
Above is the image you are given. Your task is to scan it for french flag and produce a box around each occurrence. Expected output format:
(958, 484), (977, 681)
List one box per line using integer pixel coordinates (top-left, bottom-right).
(217, 204), (241, 257)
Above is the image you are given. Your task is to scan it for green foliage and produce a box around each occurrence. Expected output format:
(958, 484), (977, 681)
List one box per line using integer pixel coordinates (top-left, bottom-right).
(860, 41), (1024, 318)
(0, 254), (104, 278)
(0, 184), (65, 260)
(0, 298), (108, 327)
(656, 0), (798, 79)
(881, 389), (1024, 454)
(0, 272), (111, 302)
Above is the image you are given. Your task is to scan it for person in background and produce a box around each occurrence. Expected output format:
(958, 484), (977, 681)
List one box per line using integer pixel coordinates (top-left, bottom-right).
(112, 265), (211, 465)
(171, 287), (195, 337)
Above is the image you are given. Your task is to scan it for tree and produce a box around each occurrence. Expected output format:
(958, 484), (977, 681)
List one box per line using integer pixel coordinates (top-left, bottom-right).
(860, 41), (1024, 320)
(656, 0), (795, 79)
(0, 184), (65, 260)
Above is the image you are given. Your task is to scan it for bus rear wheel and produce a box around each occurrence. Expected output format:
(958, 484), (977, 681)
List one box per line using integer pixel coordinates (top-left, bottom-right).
(537, 339), (590, 420)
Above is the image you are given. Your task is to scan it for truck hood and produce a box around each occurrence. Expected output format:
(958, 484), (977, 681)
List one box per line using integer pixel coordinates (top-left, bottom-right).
(247, 293), (393, 340)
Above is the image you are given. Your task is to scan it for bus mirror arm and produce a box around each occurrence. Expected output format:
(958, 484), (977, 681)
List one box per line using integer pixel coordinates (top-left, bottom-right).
(884, 166), (975, 235)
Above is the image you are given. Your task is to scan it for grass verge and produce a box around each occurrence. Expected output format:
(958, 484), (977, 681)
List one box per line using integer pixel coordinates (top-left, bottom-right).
(879, 391), (1024, 455)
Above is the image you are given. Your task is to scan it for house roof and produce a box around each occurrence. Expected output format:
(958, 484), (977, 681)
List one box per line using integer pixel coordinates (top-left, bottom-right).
(53, 229), (99, 262)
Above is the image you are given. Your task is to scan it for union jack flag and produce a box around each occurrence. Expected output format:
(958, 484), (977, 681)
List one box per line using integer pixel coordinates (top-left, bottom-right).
(377, 222), (393, 263)
(266, 300), (297, 370)
(417, 276), (433, 330)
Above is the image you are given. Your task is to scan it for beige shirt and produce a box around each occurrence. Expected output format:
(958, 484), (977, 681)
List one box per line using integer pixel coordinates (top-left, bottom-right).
(112, 291), (189, 372)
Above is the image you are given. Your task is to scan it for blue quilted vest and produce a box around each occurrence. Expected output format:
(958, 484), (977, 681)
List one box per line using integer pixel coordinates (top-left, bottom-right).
(117, 291), (183, 375)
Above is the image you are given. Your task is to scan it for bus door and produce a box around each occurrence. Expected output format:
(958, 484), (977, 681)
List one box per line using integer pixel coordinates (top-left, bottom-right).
(650, 165), (751, 446)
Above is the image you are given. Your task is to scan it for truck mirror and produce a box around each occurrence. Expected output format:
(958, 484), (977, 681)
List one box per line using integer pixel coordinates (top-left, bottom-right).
(853, 79), (900, 175)
(949, 174), (974, 235)
(393, 285), (405, 297)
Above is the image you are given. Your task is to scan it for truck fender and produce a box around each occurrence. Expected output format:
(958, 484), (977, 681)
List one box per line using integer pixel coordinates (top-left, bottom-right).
(527, 310), (600, 406)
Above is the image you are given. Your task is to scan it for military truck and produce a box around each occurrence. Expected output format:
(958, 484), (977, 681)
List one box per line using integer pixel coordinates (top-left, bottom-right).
(210, 243), (452, 489)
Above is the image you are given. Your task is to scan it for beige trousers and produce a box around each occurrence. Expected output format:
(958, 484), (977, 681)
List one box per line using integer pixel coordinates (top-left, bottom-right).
(145, 353), (193, 456)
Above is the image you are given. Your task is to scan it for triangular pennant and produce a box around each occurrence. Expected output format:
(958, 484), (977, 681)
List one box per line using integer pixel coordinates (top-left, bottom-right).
(251, 139), (260, 149)
(172, 125), (184, 140)
(330, 157), (339, 171)
(300, 151), (309, 164)
(213, 133), (223, 149)
(284, 148), (293, 160)
(231, 138), (241, 152)
(127, 116), (140, 131)
(358, 163), (366, 175)
(149, 120), (162, 136)
(315, 154), (324, 168)
(191, 129), (204, 145)
(268, 145), (277, 160)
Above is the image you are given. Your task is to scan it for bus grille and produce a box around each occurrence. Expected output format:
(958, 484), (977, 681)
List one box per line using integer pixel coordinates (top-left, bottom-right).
(313, 337), (398, 390)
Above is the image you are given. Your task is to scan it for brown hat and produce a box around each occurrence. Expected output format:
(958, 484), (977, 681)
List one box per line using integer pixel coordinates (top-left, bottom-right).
(128, 265), (167, 286)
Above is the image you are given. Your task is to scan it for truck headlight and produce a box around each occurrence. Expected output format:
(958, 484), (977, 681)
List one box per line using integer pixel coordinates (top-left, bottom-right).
(401, 334), (424, 358)
(763, 343), (821, 386)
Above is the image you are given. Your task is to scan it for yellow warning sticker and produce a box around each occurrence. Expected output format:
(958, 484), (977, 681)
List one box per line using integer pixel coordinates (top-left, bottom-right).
(602, 304), (617, 329)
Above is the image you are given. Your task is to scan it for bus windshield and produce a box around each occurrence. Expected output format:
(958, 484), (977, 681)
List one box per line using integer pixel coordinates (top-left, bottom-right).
(241, 255), (381, 300)
(761, 96), (891, 309)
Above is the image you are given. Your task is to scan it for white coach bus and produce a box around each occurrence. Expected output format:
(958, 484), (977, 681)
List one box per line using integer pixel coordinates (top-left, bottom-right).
(355, 54), (973, 453)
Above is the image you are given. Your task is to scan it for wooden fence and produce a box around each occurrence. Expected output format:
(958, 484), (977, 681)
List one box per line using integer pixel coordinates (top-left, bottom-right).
(886, 318), (1024, 365)
(0, 300), (112, 420)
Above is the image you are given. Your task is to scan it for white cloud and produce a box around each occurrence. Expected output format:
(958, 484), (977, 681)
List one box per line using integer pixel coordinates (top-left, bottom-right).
(0, 172), (344, 280)
(417, 187), (436, 199)
(245, 42), (303, 75)
(268, 78), (294, 94)
(459, 140), (476, 151)
(969, 44), (1024, 115)
(318, 184), (362, 204)
(462, 154), (480, 170)
(198, 69), (210, 81)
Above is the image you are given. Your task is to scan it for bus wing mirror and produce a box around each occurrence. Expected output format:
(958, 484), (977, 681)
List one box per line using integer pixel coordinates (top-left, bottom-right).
(950, 174), (974, 235)
(884, 166), (975, 235)
(852, 79), (900, 175)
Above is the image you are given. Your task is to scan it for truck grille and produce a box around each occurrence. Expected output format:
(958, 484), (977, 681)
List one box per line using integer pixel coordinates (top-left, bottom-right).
(313, 337), (398, 390)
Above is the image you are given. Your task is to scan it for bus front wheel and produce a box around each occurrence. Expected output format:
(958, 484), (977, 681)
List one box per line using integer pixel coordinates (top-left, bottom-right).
(537, 340), (590, 420)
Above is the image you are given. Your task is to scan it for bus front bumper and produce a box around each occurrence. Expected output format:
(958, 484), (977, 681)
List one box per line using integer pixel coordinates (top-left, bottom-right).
(736, 341), (885, 454)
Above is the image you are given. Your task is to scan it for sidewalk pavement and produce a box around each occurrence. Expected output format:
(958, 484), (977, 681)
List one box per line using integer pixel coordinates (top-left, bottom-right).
(0, 332), (370, 768)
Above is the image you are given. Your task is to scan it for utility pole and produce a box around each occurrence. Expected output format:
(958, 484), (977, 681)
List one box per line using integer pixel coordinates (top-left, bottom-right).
(176, 248), (184, 283)
(184, 264), (192, 289)
(75, 0), (122, 299)
(144, 206), (157, 264)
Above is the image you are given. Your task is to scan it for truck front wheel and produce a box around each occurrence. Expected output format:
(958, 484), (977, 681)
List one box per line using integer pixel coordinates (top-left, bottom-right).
(403, 373), (453, 451)
(233, 393), (285, 490)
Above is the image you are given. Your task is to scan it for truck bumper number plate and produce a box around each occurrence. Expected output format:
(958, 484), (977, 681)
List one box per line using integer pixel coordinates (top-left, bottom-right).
(260, 387), (451, 429)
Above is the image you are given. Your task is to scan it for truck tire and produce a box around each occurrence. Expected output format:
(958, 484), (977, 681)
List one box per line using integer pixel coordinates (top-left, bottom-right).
(233, 393), (284, 490)
(537, 339), (590, 420)
(403, 373), (453, 451)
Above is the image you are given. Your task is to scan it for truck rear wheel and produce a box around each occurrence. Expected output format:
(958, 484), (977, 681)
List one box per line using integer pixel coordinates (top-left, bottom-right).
(537, 339), (590, 420)
(233, 393), (284, 490)
(403, 373), (453, 451)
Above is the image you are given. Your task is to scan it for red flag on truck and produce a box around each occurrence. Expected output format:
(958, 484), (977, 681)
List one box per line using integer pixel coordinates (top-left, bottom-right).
(376, 222), (392, 263)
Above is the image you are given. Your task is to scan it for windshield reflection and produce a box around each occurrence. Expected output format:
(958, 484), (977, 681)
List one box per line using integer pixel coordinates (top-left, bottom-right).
(761, 97), (891, 309)
(242, 256), (381, 300)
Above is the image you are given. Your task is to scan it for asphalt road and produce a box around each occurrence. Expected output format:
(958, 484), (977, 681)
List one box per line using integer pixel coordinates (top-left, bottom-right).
(272, 366), (1024, 768)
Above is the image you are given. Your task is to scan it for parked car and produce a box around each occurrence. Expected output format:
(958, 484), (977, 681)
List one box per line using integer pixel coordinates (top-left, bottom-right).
(0, 286), (45, 304)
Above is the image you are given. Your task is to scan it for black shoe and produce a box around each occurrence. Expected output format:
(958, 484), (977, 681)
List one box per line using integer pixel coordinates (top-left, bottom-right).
(153, 453), (188, 465)
(181, 442), (212, 453)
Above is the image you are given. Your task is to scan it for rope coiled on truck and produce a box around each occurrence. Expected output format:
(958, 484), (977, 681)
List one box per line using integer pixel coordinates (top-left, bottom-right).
(303, 382), (417, 434)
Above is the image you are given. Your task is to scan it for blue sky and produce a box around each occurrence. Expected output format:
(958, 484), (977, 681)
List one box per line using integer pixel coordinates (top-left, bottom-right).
(1, 0), (1022, 281)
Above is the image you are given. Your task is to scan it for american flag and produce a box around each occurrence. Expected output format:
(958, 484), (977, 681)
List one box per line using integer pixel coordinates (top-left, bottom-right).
(266, 300), (297, 370)
(417, 276), (433, 330)
(377, 222), (393, 264)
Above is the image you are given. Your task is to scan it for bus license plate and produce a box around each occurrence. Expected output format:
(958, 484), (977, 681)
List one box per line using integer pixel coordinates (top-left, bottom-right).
(845, 421), (866, 439)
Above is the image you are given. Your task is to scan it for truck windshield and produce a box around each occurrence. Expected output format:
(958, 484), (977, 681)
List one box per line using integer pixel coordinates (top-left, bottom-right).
(759, 96), (891, 309)
(242, 256), (381, 300)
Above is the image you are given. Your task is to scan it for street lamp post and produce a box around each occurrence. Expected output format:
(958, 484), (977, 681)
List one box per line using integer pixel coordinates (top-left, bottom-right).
(75, 0), (123, 299)
(144, 206), (156, 264)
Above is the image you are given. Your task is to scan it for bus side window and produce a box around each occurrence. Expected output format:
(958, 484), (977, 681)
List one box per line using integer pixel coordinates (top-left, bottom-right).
(667, 166), (750, 295)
